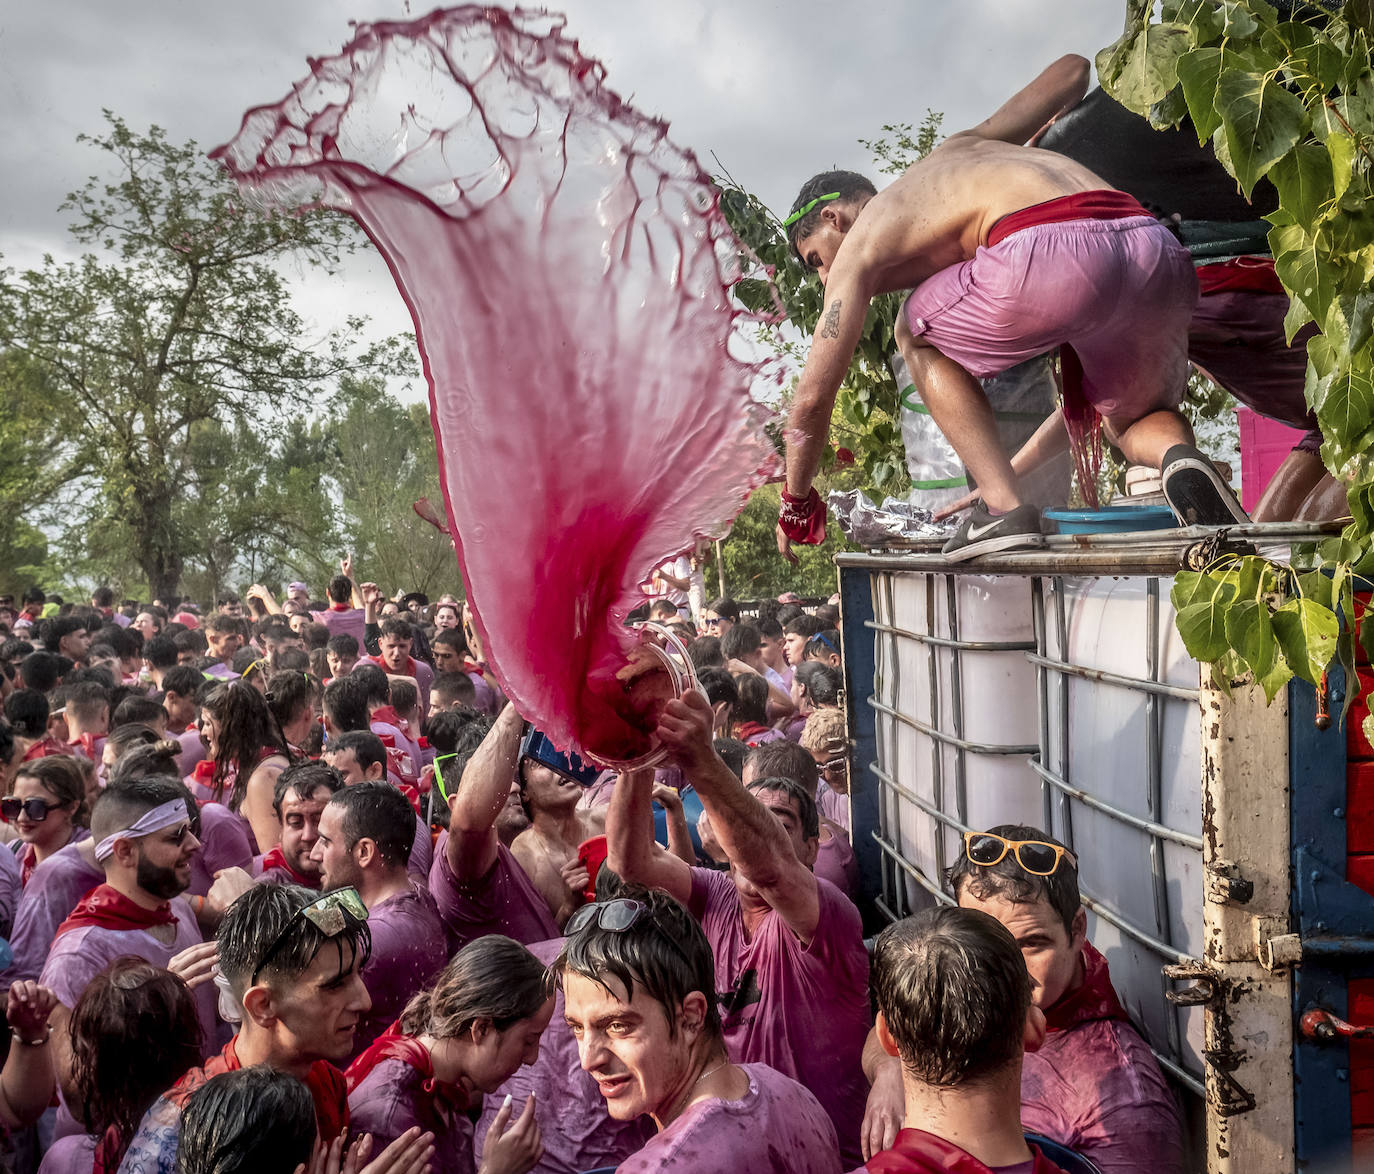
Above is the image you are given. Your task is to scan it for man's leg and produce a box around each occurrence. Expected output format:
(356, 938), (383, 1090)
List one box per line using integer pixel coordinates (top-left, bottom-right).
(1105, 409), (1194, 469)
(1253, 448), (1327, 523)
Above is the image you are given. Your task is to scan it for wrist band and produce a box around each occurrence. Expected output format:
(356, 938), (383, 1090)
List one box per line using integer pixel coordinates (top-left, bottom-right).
(11, 1026), (51, 1047)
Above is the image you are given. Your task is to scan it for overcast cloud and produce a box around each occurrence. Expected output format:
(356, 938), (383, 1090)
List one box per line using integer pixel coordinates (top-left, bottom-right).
(0, 1), (1127, 387)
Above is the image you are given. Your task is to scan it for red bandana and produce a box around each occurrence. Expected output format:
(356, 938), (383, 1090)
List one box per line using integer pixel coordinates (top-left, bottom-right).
(346, 1023), (468, 1133)
(1044, 941), (1131, 1034)
(371, 705), (410, 736)
(867, 1129), (1067, 1174)
(735, 722), (772, 745)
(54, 884), (176, 939)
(21, 736), (70, 762)
(258, 846), (321, 889)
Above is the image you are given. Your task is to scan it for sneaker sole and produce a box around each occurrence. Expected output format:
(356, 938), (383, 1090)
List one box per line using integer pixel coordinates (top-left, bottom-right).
(1162, 458), (1249, 526)
(942, 531), (1046, 562)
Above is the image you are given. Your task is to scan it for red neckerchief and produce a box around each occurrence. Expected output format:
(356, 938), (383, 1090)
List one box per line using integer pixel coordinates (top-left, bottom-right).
(329, 603), (351, 612)
(868, 1129), (1066, 1174)
(372, 705), (410, 736)
(168, 1036), (349, 1140)
(374, 653), (417, 678)
(21, 736), (69, 762)
(54, 883), (177, 939)
(1197, 255), (1284, 296)
(259, 846), (321, 889)
(17, 842), (36, 888)
(192, 759), (216, 784)
(21, 606), (41, 621)
(92, 1122), (127, 1174)
(69, 731), (105, 761)
(462, 659), (485, 676)
(735, 722), (772, 744)
(1044, 941), (1131, 1033)
(346, 1022), (468, 1133)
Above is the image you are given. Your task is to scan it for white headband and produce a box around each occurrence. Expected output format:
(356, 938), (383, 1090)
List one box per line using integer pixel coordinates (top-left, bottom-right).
(94, 799), (191, 862)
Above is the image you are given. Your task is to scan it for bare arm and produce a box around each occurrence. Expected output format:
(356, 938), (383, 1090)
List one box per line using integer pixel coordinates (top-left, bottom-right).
(446, 704), (523, 881)
(657, 692), (820, 942)
(861, 1024), (906, 1161)
(652, 784), (697, 865)
(0, 984), (56, 1129)
(949, 54), (1090, 146)
(605, 769), (693, 904)
(242, 760), (287, 854)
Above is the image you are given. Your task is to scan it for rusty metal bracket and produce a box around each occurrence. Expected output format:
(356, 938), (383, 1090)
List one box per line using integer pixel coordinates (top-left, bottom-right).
(1203, 1047), (1260, 1117)
(1164, 959), (1219, 1007)
(1162, 960), (1259, 1117)
(1206, 860), (1255, 906)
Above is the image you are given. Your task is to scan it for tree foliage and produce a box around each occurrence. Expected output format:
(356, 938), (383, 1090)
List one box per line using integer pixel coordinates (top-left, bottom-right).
(1098, 0), (1374, 727)
(0, 114), (411, 600)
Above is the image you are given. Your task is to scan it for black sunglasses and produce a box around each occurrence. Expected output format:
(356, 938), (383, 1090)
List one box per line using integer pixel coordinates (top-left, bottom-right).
(565, 898), (695, 970)
(1, 797), (64, 823)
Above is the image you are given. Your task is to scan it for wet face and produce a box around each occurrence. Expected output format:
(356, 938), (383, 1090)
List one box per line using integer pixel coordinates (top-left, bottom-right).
(496, 779), (531, 841)
(431, 999), (556, 1093)
(134, 613), (160, 640)
(377, 634), (411, 672)
(519, 759), (580, 815)
(326, 650), (356, 679)
(265, 939), (372, 1065)
(163, 690), (196, 731)
(133, 819), (200, 900)
(177, 648), (199, 667)
(807, 742), (850, 796)
(280, 784), (331, 879)
(758, 634), (784, 670)
(956, 888), (1086, 1011)
(433, 644), (463, 673)
(10, 774), (74, 850)
(700, 612), (732, 638)
(564, 970), (700, 1123)
(310, 801), (364, 891)
(434, 606), (461, 631)
(324, 747), (376, 786)
(794, 200), (864, 287)
(288, 613), (310, 636)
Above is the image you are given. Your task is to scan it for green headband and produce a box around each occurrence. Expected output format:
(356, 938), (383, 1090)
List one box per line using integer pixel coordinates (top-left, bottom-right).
(782, 192), (840, 229)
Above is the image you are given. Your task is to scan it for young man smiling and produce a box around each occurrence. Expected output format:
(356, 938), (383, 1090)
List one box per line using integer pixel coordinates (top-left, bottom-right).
(557, 885), (841, 1173)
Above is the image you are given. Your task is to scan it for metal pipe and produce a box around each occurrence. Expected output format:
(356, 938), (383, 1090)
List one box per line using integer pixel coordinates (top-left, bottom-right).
(925, 576), (948, 882)
(1053, 577), (1075, 850)
(1079, 887), (1195, 965)
(1027, 759), (1204, 849)
(867, 698), (1038, 756)
(1032, 577), (1055, 832)
(872, 831), (954, 905)
(946, 575), (969, 830)
(1022, 653), (1201, 702)
(870, 762), (974, 834)
(863, 619), (1036, 653)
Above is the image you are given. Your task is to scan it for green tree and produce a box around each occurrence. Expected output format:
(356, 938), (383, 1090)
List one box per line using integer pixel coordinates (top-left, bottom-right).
(709, 484), (845, 601)
(0, 114), (410, 601)
(1096, 0), (1374, 723)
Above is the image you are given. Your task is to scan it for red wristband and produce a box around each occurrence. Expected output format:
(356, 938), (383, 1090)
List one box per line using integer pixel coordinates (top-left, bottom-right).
(778, 487), (828, 544)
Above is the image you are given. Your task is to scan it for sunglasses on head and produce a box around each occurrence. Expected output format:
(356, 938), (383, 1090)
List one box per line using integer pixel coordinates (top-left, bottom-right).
(1, 796), (64, 823)
(963, 831), (1077, 877)
(251, 887), (368, 985)
(564, 898), (695, 969)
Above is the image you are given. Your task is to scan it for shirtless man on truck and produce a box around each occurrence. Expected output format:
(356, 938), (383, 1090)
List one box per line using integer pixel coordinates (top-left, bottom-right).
(775, 54), (1247, 564)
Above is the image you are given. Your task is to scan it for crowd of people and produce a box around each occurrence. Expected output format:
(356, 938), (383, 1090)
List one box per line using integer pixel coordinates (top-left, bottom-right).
(0, 572), (1184, 1174)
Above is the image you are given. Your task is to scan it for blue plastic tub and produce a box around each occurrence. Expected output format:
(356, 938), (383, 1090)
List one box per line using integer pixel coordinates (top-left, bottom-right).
(1044, 504), (1178, 534)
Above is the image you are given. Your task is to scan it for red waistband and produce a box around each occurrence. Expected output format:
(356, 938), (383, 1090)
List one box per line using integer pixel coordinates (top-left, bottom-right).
(987, 190), (1152, 248)
(1197, 255), (1284, 296)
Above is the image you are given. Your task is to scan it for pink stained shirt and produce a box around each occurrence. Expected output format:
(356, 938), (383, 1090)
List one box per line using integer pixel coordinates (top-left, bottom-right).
(352, 882), (449, 1060)
(37, 1132), (96, 1174)
(362, 655), (435, 714)
(174, 727), (207, 779)
(6, 842), (103, 987)
(688, 868), (870, 1167)
(348, 1057), (474, 1173)
(818, 784), (850, 834)
(1021, 1016), (1185, 1174)
(0, 845), (19, 940)
(474, 939), (654, 1174)
(321, 605), (367, 646)
(617, 1063), (842, 1174)
(187, 802), (255, 898)
(814, 825), (858, 902)
(429, 835), (558, 953)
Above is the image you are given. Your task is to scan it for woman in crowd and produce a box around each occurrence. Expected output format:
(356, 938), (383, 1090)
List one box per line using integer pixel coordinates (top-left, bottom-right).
(265, 670), (321, 758)
(41, 958), (203, 1174)
(199, 681), (294, 852)
(731, 675), (784, 748)
(347, 935), (553, 1174)
(6, 756), (89, 887)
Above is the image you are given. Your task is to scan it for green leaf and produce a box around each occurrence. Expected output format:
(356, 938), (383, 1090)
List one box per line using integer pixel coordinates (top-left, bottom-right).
(1218, 71), (1311, 195)
(1272, 222), (1337, 323)
(1329, 132), (1357, 200)
(1311, 363), (1374, 455)
(1220, 0), (1259, 36)
(1225, 598), (1278, 678)
(1150, 86), (1191, 129)
(1171, 569), (1238, 611)
(1177, 600), (1233, 661)
(1257, 653), (1295, 702)
(1271, 597), (1340, 685)
(1298, 569), (1335, 611)
(1268, 142), (1334, 228)
(1167, 0), (1225, 41)
(1283, 290), (1316, 344)
(1177, 48), (1225, 141)
(1098, 22), (1195, 114)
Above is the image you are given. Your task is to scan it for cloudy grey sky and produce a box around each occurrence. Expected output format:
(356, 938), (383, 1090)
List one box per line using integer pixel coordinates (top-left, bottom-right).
(0, 1), (1126, 377)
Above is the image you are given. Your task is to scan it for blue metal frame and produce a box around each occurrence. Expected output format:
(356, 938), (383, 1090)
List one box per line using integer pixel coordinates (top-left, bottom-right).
(1290, 667), (1369, 1167)
(840, 566), (882, 913)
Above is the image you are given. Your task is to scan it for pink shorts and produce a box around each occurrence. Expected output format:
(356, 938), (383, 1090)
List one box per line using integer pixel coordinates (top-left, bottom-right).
(904, 216), (1198, 420)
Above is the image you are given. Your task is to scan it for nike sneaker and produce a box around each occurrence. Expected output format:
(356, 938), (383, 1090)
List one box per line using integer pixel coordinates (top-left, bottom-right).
(941, 504), (1045, 561)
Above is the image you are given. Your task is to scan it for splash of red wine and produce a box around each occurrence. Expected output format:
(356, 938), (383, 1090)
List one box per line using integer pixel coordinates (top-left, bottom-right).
(213, 7), (778, 761)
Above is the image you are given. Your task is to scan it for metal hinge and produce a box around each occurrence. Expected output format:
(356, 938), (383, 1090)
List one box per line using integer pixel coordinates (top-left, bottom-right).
(1162, 960), (1258, 1118)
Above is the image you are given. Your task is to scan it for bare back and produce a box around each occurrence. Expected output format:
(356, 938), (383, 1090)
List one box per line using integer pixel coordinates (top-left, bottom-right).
(853, 138), (1112, 294)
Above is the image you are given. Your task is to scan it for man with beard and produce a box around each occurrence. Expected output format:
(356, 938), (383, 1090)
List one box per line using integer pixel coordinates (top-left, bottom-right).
(41, 778), (220, 1104)
(310, 781), (446, 1057)
(258, 763), (342, 887)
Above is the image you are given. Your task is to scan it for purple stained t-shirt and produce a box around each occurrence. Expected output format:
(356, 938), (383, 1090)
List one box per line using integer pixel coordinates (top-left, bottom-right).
(348, 1057), (474, 1173)
(187, 802), (255, 898)
(174, 728), (207, 779)
(408, 812), (432, 886)
(617, 1063), (842, 1174)
(6, 841), (103, 987)
(688, 868), (870, 1167)
(814, 825), (858, 901)
(353, 883), (448, 1059)
(322, 606), (367, 646)
(0, 842), (20, 940)
(1021, 1016), (1185, 1174)
(474, 939), (653, 1174)
(429, 836), (558, 953)
(818, 783), (850, 834)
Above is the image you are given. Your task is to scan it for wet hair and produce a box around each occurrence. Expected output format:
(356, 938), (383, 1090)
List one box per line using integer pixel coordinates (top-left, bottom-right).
(378, 617), (413, 643)
(720, 623), (762, 663)
(326, 633), (359, 660)
(273, 761), (343, 817)
(328, 780), (416, 868)
(794, 661), (842, 708)
(425, 707), (484, 758)
(330, 729), (388, 776)
(272, 648), (311, 674)
(18, 652), (61, 694)
(322, 674), (370, 733)
(0, 725), (12, 770)
(945, 822), (1081, 934)
(556, 885), (721, 1044)
(327, 576), (353, 605)
(255, 619), (295, 649)
(388, 678), (419, 717)
(12, 755), (88, 825)
(431, 627), (469, 656)
(0, 638), (34, 662)
(112, 696), (166, 730)
(872, 906), (1032, 1086)
(732, 674), (770, 727)
(205, 614), (240, 637)
(302, 623), (331, 652)
(712, 737), (748, 779)
(91, 587), (115, 609)
(402, 934), (549, 1039)
(705, 598), (739, 623)
(201, 682), (293, 809)
(815, 603), (841, 628)
(108, 740), (184, 786)
(142, 635), (179, 671)
(350, 662), (392, 707)
(686, 636), (724, 671)
(783, 614), (825, 640)
(746, 775), (819, 841)
(804, 630), (843, 663)
(90, 776), (199, 846)
(174, 630), (208, 657)
(786, 169), (878, 263)
(799, 708), (846, 754)
(4, 689), (48, 739)
(432, 671), (476, 709)
(696, 668), (738, 711)
(745, 739), (819, 794)
(265, 670), (317, 729)
(179, 1067), (316, 1174)
(217, 883), (370, 1000)
(309, 649), (331, 682)
(105, 722), (166, 765)
(70, 958), (203, 1167)
(161, 665), (204, 700)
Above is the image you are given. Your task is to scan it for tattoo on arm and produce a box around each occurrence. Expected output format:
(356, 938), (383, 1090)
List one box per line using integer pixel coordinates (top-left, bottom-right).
(821, 299), (843, 339)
